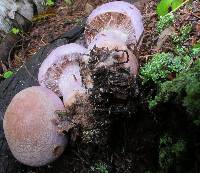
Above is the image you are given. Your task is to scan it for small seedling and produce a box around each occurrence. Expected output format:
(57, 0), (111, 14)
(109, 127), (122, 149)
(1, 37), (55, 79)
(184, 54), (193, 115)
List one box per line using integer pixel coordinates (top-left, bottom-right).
(46, 0), (55, 6)
(11, 27), (20, 35)
(3, 71), (14, 79)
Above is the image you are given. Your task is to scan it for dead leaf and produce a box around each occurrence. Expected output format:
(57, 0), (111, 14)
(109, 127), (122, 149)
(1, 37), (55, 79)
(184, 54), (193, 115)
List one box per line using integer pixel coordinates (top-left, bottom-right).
(85, 3), (94, 16)
(155, 26), (175, 51)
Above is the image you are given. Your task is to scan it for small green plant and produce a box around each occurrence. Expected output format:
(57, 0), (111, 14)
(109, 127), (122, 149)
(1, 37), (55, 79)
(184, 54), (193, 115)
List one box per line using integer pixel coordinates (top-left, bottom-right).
(45, 0), (55, 6)
(91, 162), (109, 173)
(11, 27), (20, 35)
(140, 53), (191, 84)
(159, 134), (185, 171)
(172, 23), (192, 44)
(156, 13), (174, 33)
(3, 71), (14, 79)
(172, 23), (193, 56)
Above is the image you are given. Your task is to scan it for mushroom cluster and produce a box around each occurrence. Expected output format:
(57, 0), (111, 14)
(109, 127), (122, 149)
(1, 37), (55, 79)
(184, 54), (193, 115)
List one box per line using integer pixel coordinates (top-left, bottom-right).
(3, 1), (143, 167)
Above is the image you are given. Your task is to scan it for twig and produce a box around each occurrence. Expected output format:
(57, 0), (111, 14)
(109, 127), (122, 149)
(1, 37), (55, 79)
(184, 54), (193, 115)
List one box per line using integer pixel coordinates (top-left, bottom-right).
(24, 64), (38, 82)
(191, 13), (200, 19)
(8, 39), (22, 69)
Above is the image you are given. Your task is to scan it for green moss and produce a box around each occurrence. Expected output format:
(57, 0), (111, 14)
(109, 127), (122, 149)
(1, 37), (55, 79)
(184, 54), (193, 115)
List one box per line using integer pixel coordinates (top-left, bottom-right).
(149, 59), (200, 120)
(91, 162), (109, 173)
(140, 53), (191, 84)
(156, 13), (174, 33)
(172, 23), (192, 44)
(159, 135), (185, 170)
(191, 42), (200, 57)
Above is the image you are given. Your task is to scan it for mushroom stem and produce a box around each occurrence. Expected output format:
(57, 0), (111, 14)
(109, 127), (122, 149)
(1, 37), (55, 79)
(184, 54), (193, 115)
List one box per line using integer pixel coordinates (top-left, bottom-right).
(58, 63), (86, 107)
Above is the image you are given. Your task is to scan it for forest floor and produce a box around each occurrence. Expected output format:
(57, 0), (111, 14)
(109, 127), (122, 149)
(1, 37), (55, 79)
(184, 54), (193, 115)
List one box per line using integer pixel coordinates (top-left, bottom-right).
(0, 0), (199, 173)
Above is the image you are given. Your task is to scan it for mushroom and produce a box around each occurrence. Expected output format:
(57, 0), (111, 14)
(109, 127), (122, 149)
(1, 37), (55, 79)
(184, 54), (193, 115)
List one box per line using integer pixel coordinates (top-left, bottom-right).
(86, 31), (139, 76)
(84, 1), (144, 46)
(38, 43), (87, 107)
(3, 86), (67, 167)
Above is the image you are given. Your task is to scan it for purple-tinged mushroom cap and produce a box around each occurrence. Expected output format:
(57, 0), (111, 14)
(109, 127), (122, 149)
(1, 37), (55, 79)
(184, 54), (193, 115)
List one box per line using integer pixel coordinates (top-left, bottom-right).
(3, 86), (67, 167)
(85, 1), (144, 45)
(38, 43), (87, 107)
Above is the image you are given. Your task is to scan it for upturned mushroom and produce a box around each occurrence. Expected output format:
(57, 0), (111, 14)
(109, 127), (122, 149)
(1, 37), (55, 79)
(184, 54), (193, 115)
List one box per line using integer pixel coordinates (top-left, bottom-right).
(3, 86), (68, 167)
(86, 31), (139, 76)
(84, 1), (144, 46)
(38, 43), (87, 107)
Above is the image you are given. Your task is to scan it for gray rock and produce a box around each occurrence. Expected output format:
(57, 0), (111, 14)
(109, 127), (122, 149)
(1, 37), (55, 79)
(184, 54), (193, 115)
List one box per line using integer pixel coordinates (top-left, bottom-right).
(0, 0), (45, 32)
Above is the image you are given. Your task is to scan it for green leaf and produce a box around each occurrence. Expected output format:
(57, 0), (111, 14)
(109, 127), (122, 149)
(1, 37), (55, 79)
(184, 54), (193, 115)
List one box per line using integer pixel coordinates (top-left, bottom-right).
(11, 27), (20, 35)
(157, 0), (173, 17)
(46, 0), (54, 6)
(171, 0), (183, 9)
(3, 71), (13, 79)
(156, 0), (183, 16)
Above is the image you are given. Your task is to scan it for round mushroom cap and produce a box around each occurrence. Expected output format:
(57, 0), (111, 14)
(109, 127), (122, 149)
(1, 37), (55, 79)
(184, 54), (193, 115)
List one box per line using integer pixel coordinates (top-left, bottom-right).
(38, 43), (87, 97)
(87, 31), (139, 76)
(3, 86), (67, 167)
(85, 1), (144, 45)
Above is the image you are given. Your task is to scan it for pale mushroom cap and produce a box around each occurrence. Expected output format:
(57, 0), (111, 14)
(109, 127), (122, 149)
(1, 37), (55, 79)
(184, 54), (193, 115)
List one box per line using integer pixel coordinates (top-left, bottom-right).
(87, 32), (139, 76)
(3, 86), (67, 167)
(38, 43), (87, 97)
(85, 1), (144, 45)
